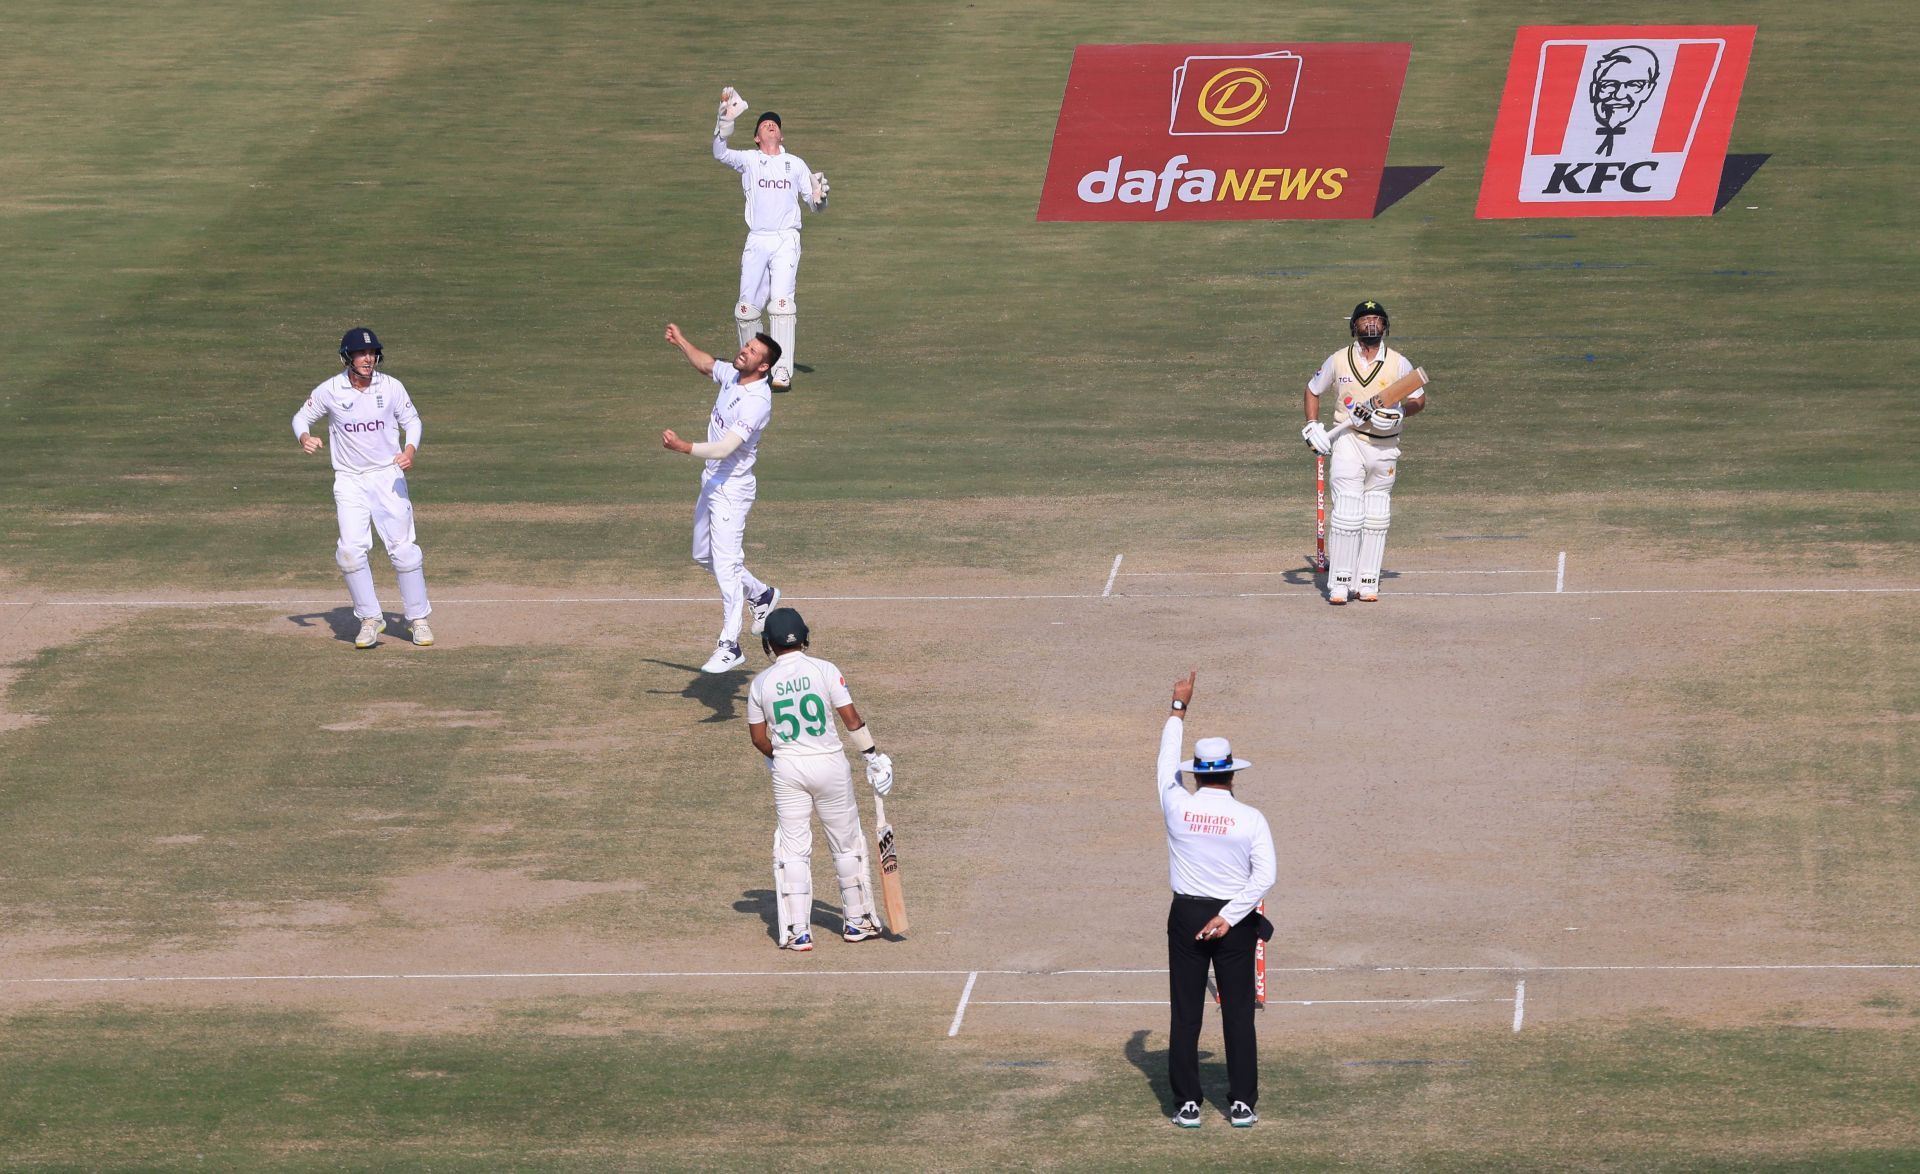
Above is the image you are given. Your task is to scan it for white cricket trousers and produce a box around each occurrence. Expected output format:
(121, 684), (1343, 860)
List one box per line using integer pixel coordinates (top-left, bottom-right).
(333, 467), (431, 621)
(692, 475), (769, 645)
(770, 752), (874, 938)
(1326, 433), (1400, 594)
(737, 228), (801, 312)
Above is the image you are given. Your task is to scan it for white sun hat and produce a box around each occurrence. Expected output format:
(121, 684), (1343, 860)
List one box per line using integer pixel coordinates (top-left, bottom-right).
(1184, 736), (1251, 775)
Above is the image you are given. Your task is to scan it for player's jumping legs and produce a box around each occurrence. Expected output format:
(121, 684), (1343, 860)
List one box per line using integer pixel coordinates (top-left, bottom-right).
(369, 472), (431, 621)
(706, 484), (759, 646)
(736, 235), (775, 347)
(1325, 437), (1365, 604)
(767, 231), (801, 388)
(1356, 445), (1398, 600)
(333, 477), (384, 619)
(771, 764), (817, 946)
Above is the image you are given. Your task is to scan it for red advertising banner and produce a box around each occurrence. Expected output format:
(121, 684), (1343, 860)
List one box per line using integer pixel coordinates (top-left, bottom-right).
(1037, 43), (1411, 222)
(1476, 26), (1756, 218)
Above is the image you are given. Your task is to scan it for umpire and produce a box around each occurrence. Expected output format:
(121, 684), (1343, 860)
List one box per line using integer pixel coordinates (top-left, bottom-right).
(1157, 671), (1276, 1129)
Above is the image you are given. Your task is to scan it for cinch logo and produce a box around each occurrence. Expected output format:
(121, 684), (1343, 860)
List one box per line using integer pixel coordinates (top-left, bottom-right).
(756, 177), (793, 189)
(1077, 154), (1346, 210)
(341, 421), (386, 433)
(1170, 51), (1300, 137)
(1477, 25), (1755, 218)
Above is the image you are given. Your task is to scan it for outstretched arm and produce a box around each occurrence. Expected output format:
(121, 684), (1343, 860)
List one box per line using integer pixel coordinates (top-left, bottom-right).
(1158, 670), (1196, 794)
(664, 322), (716, 376)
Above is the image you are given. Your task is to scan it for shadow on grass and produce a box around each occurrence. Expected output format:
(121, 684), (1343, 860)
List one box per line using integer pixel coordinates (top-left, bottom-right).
(640, 658), (747, 723)
(736, 888), (889, 944)
(287, 606), (383, 644)
(1126, 1028), (1231, 1119)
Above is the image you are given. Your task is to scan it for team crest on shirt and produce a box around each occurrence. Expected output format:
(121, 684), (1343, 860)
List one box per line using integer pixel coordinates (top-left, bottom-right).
(341, 400), (354, 411)
(376, 395), (385, 409)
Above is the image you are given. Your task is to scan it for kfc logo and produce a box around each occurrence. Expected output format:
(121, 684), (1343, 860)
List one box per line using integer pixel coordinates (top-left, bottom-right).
(1477, 26), (1755, 218)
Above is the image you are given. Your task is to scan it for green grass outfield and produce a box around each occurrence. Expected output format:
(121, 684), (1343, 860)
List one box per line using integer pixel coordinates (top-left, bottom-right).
(3, 0), (1918, 1167)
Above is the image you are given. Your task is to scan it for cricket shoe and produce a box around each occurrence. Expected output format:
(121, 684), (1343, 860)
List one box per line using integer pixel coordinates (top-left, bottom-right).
(409, 618), (435, 646)
(1357, 590), (1379, 603)
(748, 585), (781, 635)
(842, 918), (882, 943)
(354, 616), (386, 649)
(770, 365), (793, 393)
(782, 932), (814, 953)
(1327, 586), (1349, 606)
(700, 639), (746, 674)
(1172, 1101), (1202, 1129)
(1229, 1101), (1258, 1128)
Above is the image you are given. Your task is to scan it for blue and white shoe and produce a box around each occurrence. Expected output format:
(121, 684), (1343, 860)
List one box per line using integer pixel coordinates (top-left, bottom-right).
(842, 918), (882, 943)
(782, 932), (814, 953)
(748, 586), (781, 635)
(701, 639), (746, 674)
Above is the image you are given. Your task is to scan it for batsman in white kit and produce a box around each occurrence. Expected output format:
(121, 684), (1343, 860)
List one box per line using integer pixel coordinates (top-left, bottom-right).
(659, 322), (783, 674)
(746, 607), (894, 952)
(709, 85), (828, 392)
(1300, 300), (1430, 604)
(291, 327), (434, 649)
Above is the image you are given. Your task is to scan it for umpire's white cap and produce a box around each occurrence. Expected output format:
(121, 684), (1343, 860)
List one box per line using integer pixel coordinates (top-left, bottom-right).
(1184, 736), (1251, 775)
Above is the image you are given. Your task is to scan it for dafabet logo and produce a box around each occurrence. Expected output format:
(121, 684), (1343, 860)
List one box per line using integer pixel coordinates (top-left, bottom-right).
(1038, 43), (1410, 222)
(1477, 26), (1755, 218)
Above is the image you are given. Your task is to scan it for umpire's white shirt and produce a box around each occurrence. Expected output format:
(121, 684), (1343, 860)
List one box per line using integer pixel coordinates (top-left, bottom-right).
(1157, 716), (1276, 927)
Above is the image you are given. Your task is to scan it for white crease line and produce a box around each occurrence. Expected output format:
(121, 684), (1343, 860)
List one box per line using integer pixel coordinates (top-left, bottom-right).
(1119, 569), (1554, 577)
(1102, 554), (1123, 598)
(1513, 979), (1527, 1032)
(975, 998), (1503, 1007)
(1556, 551), (1567, 593)
(1225, 587), (1920, 600)
(12, 961), (1911, 989)
(948, 971), (979, 1038)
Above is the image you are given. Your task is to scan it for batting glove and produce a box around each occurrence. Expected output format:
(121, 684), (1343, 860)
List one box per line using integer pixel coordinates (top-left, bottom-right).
(1348, 396), (1381, 425)
(864, 751), (894, 796)
(1301, 421), (1331, 455)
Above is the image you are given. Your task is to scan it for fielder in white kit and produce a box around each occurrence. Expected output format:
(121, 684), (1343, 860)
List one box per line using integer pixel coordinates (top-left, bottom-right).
(746, 607), (894, 952)
(292, 327), (434, 649)
(659, 322), (783, 674)
(710, 86), (828, 392)
(1300, 300), (1429, 605)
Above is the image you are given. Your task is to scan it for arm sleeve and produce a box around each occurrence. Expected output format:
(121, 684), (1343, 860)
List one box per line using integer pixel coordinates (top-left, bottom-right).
(395, 389), (422, 448)
(1157, 716), (1185, 797)
(292, 396), (326, 438)
(712, 138), (750, 172)
(1220, 815), (1276, 926)
(1306, 357), (1336, 397)
(688, 432), (744, 460)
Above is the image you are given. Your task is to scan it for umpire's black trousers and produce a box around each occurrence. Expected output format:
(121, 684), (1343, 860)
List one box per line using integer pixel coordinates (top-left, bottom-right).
(1167, 895), (1260, 1109)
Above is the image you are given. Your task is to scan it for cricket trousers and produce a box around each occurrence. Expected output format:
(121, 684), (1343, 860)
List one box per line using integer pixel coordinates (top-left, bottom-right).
(1167, 895), (1260, 1110)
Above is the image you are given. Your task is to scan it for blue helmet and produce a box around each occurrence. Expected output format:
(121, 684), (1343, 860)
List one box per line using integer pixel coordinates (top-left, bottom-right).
(338, 327), (383, 362)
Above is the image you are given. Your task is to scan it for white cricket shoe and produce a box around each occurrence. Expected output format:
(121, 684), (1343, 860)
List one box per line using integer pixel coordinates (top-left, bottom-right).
(1327, 585), (1349, 606)
(782, 931), (814, 953)
(1356, 589), (1379, 603)
(748, 585), (781, 635)
(700, 639), (746, 674)
(842, 917), (882, 943)
(409, 618), (435, 646)
(771, 365), (793, 392)
(354, 616), (385, 649)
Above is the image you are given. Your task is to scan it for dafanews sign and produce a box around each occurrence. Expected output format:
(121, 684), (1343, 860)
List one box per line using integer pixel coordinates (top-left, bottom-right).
(1037, 43), (1411, 222)
(1477, 26), (1755, 218)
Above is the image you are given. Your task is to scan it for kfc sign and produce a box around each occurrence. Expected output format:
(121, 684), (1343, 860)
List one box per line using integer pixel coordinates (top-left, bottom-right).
(1477, 26), (1755, 217)
(1038, 43), (1411, 222)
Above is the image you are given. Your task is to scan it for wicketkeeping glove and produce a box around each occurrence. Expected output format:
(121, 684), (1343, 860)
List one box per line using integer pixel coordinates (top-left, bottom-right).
(864, 751), (894, 796)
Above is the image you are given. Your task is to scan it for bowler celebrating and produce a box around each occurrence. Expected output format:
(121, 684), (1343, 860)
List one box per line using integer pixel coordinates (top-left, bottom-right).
(660, 322), (783, 674)
(292, 327), (434, 649)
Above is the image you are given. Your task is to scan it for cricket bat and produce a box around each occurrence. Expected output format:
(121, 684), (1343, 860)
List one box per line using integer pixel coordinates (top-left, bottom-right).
(1324, 366), (1428, 443)
(873, 795), (910, 935)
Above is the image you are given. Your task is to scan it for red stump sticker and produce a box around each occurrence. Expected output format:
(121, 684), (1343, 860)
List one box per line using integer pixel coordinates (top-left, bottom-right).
(1037, 43), (1411, 222)
(1477, 26), (1756, 218)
